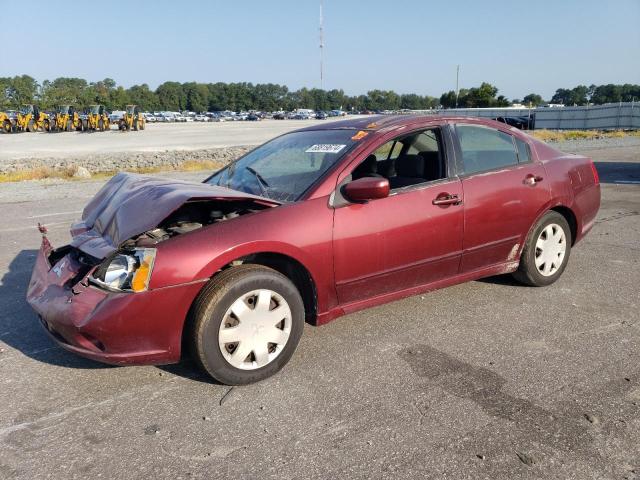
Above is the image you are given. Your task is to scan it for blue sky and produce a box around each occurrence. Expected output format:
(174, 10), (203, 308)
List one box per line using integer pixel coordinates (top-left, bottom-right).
(2, 0), (639, 100)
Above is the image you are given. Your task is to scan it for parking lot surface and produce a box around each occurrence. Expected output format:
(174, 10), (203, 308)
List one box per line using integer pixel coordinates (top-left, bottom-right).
(0, 119), (357, 161)
(0, 142), (638, 479)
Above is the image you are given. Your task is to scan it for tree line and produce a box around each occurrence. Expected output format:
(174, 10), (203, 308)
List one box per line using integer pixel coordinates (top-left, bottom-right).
(1, 75), (638, 112)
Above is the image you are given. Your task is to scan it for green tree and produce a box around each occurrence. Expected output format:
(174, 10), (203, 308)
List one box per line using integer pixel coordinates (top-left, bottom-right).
(156, 81), (186, 110)
(182, 82), (209, 112)
(127, 84), (159, 111)
(439, 90), (458, 108)
(4, 75), (39, 107)
(522, 93), (544, 106)
(109, 86), (130, 110)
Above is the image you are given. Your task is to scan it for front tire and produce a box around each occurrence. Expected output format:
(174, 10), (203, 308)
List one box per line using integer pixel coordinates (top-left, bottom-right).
(190, 265), (304, 385)
(513, 211), (572, 287)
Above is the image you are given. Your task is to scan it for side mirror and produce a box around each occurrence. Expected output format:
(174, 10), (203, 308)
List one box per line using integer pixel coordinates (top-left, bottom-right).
(343, 177), (390, 202)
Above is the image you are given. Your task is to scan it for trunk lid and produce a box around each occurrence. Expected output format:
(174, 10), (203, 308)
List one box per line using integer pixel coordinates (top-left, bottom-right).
(70, 172), (279, 259)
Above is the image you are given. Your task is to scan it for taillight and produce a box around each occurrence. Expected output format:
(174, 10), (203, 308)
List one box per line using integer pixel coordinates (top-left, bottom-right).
(590, 161), (600, 185)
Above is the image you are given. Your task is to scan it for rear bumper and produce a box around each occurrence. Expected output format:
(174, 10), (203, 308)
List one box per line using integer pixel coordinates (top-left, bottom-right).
(26, 238), (205, 366)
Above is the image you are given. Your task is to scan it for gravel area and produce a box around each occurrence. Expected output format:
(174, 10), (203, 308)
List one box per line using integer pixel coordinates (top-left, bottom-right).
(544, 135), (640, 153)
(0, 146), (251, 174)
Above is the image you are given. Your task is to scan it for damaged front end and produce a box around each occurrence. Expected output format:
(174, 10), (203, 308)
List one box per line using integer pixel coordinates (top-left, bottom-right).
(26, 172), (279, 365)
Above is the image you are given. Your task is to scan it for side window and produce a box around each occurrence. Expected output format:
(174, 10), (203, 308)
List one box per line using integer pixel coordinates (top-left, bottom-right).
(351, 128), (446, 190)
(372, 140), (402, 161)
(407, 130), (439, 155)
(456, 125), (518, 175)
(515, 137), (531, 163)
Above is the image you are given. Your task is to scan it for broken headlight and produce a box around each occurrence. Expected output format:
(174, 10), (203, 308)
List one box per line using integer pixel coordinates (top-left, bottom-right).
(91, 248), (156, 292)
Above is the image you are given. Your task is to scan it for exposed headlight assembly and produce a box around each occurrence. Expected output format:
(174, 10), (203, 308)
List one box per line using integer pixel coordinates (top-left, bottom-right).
(91, 248), (156, 292)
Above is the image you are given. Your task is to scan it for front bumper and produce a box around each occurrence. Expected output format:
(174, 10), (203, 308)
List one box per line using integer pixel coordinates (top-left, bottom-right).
(26, 238), (205, 366)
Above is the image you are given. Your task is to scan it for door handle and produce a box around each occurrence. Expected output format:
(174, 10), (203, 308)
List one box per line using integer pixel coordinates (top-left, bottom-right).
(432, 193), (462, 206)
(524, 174), (543, 186)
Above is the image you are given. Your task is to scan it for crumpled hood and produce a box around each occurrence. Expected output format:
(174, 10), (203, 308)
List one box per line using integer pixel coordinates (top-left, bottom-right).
(70, 172), (278, 259)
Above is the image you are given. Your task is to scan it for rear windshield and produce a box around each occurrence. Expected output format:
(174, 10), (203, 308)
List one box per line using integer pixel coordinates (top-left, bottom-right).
(206, 130), (359, 202)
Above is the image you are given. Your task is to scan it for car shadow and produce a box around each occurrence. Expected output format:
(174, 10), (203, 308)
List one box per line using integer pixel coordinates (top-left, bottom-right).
(0, 249), (110, 369)
(156, 361), (222, 385)
(594, 161), (640, 184)
(476, 274), (525, 287)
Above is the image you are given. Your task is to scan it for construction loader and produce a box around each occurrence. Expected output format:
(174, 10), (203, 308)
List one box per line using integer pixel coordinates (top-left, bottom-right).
(1, 111), (12, 133)
(9, 105), (49, 132)
(118, 105), (145, 131)
(50, 105), (84, 132)
(83, 105), (110, 132)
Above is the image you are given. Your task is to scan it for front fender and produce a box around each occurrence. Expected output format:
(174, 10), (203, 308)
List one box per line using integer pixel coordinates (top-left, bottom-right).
(196, 240), (316, 281)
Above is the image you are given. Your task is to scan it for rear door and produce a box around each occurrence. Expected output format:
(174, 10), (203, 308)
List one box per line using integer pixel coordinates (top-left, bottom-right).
(453, 123), (550, 272)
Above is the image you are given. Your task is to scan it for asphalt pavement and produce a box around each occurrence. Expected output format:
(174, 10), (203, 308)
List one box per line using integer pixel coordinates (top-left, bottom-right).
(0, 142), (638, 479)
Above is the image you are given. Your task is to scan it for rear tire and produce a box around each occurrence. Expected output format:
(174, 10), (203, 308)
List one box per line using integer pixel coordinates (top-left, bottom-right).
(3, 119), (12, 133)
(190, 265), (304, 385)
(513, 211), (572, 287)
(98, 119), (104, 131)
(66, 119), (73, 132)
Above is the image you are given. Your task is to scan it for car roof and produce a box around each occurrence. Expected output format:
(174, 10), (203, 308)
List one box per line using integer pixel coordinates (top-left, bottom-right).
(294, 114), (513, 133)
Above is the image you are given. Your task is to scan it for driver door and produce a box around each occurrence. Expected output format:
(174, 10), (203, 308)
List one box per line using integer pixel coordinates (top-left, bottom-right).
(332, 127), (464, 306)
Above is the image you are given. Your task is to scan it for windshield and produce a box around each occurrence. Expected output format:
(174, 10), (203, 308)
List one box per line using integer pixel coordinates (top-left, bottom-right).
(58, 105), (70, 114)
(126, 106), (135, 114)
(20, 105), (33, 115)
(206, 130), (360, 202)
(89, 105), (100, 114)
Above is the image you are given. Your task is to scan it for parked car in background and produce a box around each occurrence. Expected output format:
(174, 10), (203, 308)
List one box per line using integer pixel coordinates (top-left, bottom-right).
(109, 111), (125, 123)
(315, 111), (328, 120)
(273, 112), (286, 120)
(194, 114), (209, 122)
(144, 114), (157, 123)
(246, 113), (260, 121)
(27, 115), (600, 385)
(495, 116), (534, 130)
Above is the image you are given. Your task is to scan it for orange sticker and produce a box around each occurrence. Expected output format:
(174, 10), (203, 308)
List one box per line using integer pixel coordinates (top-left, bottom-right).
(366, 122), (378, 129)
(351, 130), (369, 141)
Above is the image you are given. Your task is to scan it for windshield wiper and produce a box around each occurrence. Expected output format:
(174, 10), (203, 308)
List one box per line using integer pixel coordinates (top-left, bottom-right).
(245, 166), (269, 196)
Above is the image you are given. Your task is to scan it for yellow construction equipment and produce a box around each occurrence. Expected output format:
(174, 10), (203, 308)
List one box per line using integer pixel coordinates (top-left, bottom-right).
(119, 105), (145, 131)
(9, 105), (49, 132)
(0, 111), (12, 133)
(83, 105), (110, 132)
(50, 105), (84, 132)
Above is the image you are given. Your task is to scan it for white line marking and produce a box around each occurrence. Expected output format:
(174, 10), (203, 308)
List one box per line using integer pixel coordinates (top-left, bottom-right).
(615, 180), (640, 184)
(26, 210), (82, 219)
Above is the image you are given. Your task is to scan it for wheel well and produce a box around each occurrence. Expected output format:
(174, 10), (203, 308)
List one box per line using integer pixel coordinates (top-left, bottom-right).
(237, 253), (318, 324)
(551, 206), (578, 245)
(180, 252), (318, 361)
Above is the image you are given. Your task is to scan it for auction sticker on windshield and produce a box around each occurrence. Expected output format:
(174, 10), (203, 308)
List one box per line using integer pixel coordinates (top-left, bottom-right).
(305, 144), (347, 154)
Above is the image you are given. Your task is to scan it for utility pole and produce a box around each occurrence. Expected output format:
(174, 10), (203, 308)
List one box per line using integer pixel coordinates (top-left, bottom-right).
(455, 64), (460, 108)
(319, 0), (324, 90)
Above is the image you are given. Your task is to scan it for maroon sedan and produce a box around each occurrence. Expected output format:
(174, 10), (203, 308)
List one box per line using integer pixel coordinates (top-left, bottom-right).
(27, 116), (600, 384)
